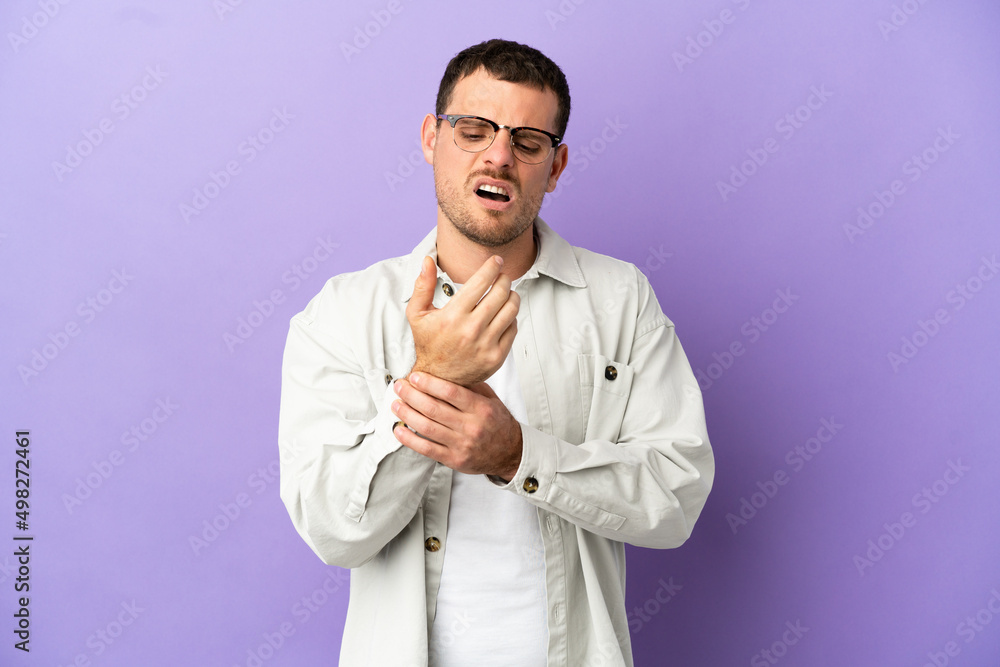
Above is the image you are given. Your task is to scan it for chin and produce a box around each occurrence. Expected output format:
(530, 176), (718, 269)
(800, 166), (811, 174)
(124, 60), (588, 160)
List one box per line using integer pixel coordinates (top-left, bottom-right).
(437, 183), (539, 247)
(458, 223), (522, 248)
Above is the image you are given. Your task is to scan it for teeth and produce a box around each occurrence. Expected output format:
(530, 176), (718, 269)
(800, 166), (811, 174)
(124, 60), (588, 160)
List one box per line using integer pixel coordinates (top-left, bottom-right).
(478, 184), (509, 197)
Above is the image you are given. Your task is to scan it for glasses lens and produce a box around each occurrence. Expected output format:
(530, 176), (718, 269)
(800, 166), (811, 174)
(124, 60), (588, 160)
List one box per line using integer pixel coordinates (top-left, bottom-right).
(453, 118), (494, 152)
(511, 129), (552, 164)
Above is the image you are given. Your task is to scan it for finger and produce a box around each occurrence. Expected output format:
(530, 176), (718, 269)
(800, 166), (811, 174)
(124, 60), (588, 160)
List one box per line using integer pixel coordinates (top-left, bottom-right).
(391, 392), (459, 443)
(394, 421), (449, 462)
(395, 378), (462, 423)
(485, 290), (519, 342)
(407, 371), (474, 411)
(473, 272), (513, 321)
(450, 255), (504, 312)
(495, 319), (518, 362)
(395, 378), (468, 436)
(392, 399), (447, 444)
(406, 256), (438, 317)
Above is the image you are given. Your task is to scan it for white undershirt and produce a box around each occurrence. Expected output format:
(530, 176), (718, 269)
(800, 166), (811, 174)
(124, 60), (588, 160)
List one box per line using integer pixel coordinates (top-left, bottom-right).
(428, 330), (548, 665)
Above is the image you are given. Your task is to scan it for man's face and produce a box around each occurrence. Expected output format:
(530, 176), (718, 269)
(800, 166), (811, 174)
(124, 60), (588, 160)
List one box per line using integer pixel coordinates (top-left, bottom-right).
(422, 69), (568, 249)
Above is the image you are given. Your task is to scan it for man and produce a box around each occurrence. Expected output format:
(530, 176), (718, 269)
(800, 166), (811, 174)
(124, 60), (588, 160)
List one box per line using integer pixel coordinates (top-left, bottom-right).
(279, 39), (714, 666)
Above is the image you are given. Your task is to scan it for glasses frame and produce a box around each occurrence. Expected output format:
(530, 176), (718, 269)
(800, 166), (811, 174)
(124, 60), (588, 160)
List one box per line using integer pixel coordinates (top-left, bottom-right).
(436, 114), (562, 164)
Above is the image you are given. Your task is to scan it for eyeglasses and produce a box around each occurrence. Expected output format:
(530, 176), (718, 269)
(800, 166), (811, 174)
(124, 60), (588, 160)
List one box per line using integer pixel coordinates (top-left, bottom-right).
(436, 114), (561, 165)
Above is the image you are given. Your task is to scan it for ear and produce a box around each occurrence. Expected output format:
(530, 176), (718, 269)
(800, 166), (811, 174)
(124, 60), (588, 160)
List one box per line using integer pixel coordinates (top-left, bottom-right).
(545, 143), (569, 193)
(420, 113), (438, 165)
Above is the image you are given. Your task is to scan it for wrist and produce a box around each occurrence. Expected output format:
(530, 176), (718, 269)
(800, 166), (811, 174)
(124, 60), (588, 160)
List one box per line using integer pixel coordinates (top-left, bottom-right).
(497, 425), (523, 482)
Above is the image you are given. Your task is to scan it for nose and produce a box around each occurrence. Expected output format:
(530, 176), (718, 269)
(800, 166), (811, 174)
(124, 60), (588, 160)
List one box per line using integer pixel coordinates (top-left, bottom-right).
(480, 127), (515, 169)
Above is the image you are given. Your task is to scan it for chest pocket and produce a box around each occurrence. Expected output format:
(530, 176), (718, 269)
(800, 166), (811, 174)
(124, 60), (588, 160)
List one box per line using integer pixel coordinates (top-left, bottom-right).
(578, 354), (634, 443)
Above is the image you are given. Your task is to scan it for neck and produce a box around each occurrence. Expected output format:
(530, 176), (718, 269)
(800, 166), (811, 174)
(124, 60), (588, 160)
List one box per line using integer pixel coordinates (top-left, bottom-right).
(435, 217), (537, 284)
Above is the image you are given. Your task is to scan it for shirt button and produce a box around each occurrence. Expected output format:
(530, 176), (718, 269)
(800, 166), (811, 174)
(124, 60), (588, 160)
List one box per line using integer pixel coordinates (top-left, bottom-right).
(605, 365), (618, 381)
(523, 477), (539, 493)
(393, 421), (406, 433)
(442, 283), (454, 297)
(385, 373), (393, 386)
(425, 537), (441, 552)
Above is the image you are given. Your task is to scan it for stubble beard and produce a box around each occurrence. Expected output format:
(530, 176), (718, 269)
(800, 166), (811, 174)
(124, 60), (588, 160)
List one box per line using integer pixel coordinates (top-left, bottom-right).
(435, 171), (544, 249)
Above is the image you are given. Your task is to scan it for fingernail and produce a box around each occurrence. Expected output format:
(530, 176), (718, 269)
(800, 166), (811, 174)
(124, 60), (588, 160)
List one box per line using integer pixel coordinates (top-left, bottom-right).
(393, 380), (402, 394)
(494, 256), (503, 267)
(391, 400), (400, 414)
(410, 372), (421, 386)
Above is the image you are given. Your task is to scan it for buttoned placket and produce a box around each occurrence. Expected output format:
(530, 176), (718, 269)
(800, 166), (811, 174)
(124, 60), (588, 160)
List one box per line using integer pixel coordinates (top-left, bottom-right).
(421, 267), (457, 634)
(419, 266), (570, 665)
(508, 277), (569, 666)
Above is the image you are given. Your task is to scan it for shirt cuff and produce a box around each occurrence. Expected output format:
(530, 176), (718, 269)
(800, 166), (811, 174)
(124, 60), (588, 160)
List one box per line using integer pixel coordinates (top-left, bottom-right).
(344, 380), (406, 522)
(377, 380), (406, 454)
(488, 422), (555, 501)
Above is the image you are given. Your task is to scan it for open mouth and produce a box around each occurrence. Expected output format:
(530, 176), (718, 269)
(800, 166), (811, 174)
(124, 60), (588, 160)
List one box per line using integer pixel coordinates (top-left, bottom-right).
(475, 184), (511, 203)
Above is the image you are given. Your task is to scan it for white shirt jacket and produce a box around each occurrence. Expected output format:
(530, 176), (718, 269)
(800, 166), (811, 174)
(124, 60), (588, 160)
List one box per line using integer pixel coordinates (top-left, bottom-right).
(278, 218), (715, 666)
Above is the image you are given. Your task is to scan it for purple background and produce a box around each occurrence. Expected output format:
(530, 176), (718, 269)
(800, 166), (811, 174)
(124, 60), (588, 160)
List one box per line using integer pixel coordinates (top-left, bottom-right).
(2, 1), (999, 665)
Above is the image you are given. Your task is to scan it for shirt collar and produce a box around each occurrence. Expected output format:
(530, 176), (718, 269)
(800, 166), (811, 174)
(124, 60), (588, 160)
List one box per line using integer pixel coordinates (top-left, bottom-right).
(399, 217), (587, 302)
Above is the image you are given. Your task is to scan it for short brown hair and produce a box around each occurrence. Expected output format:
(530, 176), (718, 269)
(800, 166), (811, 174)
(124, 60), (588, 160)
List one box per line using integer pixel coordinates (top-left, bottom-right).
(435, 39), (571, 140)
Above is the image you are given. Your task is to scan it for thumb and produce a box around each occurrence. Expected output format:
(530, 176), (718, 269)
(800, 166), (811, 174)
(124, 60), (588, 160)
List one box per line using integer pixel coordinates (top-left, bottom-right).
(407, 256), (438, 314)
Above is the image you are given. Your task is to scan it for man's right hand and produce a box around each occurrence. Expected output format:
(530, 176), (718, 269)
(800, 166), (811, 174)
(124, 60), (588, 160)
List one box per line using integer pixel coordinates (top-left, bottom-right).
(406, 255), (520, 387)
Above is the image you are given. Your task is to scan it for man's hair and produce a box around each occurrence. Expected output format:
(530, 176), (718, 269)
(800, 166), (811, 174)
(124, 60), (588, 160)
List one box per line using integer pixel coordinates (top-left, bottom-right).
(435, 39), (571, 141)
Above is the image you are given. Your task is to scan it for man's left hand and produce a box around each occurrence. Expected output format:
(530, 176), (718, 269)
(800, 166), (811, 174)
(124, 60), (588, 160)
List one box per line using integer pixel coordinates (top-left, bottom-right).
(391, 372), (522, 481)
